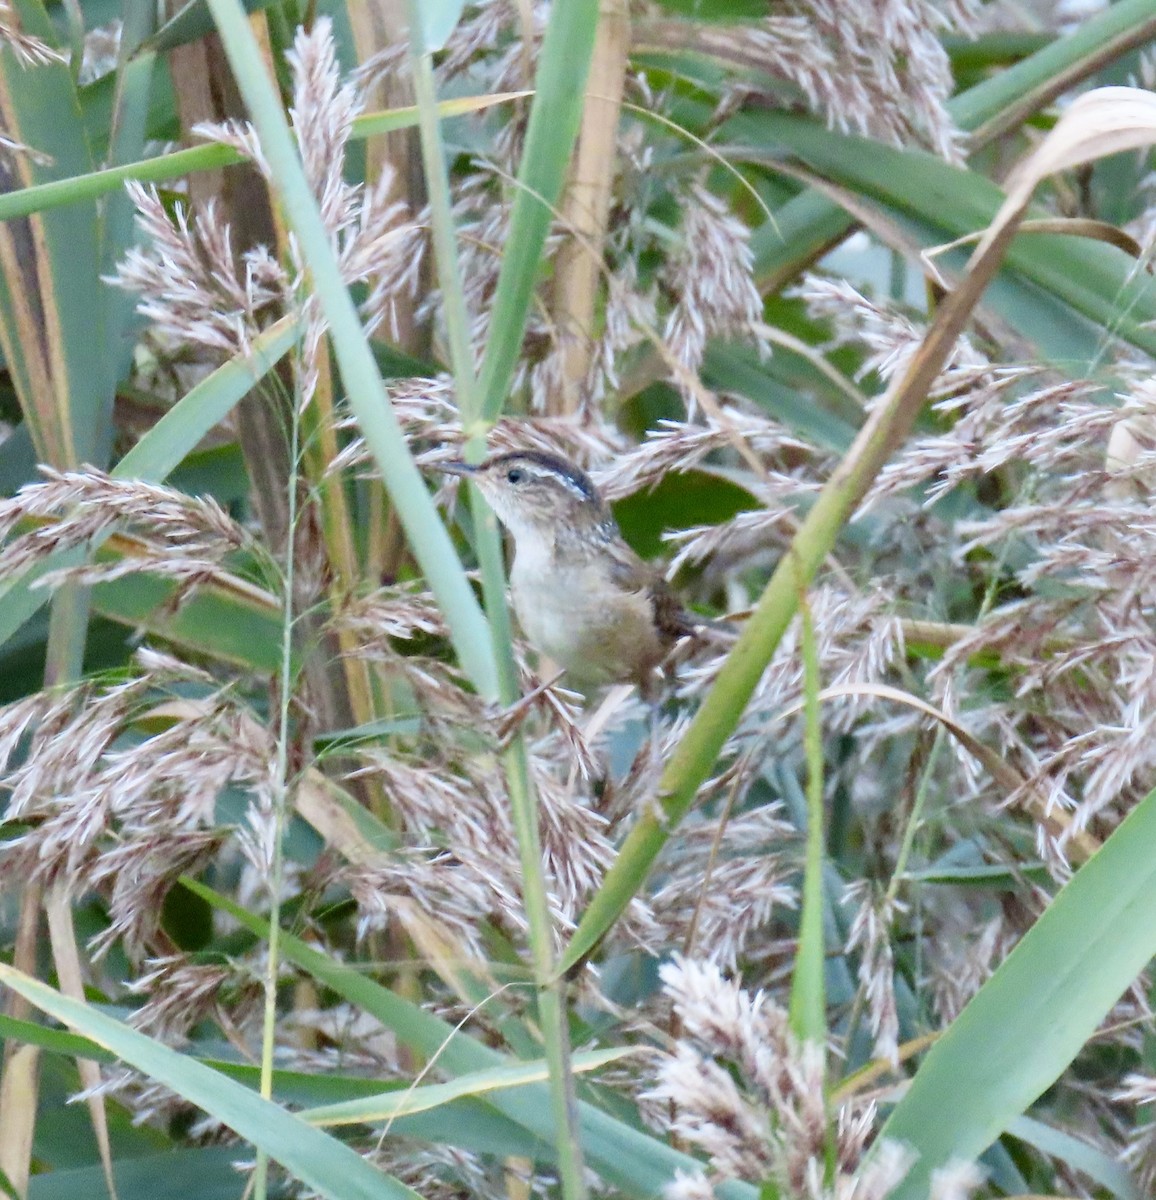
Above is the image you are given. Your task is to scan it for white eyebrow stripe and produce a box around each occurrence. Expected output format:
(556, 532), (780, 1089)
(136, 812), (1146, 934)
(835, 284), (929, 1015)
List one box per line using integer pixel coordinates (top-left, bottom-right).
(526, 464), (594, 500)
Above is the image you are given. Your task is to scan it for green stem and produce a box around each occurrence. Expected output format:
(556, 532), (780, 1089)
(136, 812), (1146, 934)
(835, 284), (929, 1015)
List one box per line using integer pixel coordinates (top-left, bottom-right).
(842, 727), (945, 1064)
(406, 9), (587, 1196)
(0, 98), (522, 225)
(888, 730), (945, 908)
(476, 0), (600, 420)
(407, 32), (481, 432)
(408, 20), (523, 699)
(789, 589), (826, 1047)
(499, 742), (588, 1200)
(43, 582), (90, 689)
(253, 377), (301, 1200)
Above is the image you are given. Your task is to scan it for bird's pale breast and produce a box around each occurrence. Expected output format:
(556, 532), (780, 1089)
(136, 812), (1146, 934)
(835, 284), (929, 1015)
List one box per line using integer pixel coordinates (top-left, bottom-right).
(509, 553), (666, 688)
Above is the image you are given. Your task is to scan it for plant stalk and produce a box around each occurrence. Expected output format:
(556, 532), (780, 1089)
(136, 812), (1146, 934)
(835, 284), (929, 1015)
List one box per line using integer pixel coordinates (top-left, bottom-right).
(789, 591), (827, 1048)
(253, 369), (302, 1200)
(406, 11), (587, 1196)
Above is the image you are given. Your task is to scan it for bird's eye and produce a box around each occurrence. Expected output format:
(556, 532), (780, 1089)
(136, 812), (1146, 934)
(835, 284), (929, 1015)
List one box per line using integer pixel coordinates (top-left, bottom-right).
(506, 468), (524, 484)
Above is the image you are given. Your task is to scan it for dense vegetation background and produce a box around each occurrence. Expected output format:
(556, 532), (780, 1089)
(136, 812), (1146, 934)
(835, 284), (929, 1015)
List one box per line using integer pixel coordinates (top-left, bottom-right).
(2, 1), (1156, 1198)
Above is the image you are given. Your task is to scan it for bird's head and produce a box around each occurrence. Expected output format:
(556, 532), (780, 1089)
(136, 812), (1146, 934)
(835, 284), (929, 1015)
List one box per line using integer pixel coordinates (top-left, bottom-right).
(441, 450), (609, 544)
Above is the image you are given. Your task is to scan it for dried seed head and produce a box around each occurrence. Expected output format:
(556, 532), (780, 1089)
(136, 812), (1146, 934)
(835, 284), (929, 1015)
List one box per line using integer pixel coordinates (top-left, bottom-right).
(649, 808), (796, 970)
(129, 955), (262, 1045)
(647, 956), (910, 1197)
(845, 880), (906, 1067)
(118, 17), (422, 404)
(662, 0), (970, 162)
(929, 1160), (986, 1200)
(594, 408), (819, 502)
(111, 184), (287, 357)
(0, 466), (253, 597)
(0, 0), (67, 67)
(664, 1170), (716, 1200)
(0, 667), (277, 960)
(663, 183), (765, 398)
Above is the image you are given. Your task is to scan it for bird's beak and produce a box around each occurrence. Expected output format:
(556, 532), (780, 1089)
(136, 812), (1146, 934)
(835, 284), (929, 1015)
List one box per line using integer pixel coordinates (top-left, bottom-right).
(438, 460), (476, 477)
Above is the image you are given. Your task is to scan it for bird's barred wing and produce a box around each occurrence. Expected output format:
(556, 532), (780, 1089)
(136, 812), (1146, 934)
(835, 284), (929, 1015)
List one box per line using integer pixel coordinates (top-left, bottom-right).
(604, 539), (696, 647)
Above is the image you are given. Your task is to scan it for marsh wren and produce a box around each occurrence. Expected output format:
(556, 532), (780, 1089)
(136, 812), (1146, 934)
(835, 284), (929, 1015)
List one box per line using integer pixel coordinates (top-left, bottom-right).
(442, 450), (695, 693)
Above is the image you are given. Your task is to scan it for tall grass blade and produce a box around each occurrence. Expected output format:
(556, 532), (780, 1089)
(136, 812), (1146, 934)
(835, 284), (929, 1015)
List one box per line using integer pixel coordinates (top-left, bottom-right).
(881, 785), (1156, 1198)
(476, 0), (601, 419)
(0, 964), (424, 1200)
(183, 879), (758, 1200)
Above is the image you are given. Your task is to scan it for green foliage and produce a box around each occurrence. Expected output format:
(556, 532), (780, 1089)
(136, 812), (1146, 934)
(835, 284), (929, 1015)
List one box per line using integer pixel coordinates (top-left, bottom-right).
(2, 3), (1156, 1200)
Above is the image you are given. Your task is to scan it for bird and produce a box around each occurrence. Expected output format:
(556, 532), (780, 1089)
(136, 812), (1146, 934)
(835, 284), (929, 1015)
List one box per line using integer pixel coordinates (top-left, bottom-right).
(441, 449), (697, 694)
